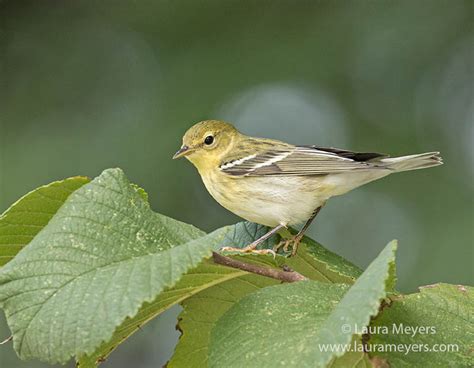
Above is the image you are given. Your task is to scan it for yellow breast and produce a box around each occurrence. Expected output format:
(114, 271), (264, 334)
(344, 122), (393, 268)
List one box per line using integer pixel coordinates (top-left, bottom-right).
(199, 169), (329, 227)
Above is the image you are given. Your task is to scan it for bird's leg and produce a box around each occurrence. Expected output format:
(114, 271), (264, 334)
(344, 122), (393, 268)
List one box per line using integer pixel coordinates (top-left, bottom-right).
(220, 224), (286, 256)
(274, 205), (323, 256)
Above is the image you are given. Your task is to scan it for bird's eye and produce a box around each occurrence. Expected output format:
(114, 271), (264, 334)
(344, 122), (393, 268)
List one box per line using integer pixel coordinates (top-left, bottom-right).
(204, 135), (214, 145)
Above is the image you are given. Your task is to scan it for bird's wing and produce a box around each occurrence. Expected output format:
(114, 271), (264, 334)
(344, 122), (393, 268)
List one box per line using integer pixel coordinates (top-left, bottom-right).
(220, 145), (388, 176)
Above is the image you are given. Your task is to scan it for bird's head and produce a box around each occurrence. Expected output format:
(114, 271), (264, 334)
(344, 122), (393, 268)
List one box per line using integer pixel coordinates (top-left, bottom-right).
(173, 120), (240, 171)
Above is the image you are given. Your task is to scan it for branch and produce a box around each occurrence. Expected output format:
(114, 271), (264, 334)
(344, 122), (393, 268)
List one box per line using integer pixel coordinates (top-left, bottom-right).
(0, 335), (12, 345)
(212, 252), (307, 283)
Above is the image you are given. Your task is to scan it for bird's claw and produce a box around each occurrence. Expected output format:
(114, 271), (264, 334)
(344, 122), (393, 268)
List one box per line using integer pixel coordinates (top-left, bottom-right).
(273, 236), (302, 256)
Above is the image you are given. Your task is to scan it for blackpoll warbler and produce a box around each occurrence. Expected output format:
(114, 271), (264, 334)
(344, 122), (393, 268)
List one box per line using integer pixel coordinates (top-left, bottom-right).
(174, 120), (442, 256)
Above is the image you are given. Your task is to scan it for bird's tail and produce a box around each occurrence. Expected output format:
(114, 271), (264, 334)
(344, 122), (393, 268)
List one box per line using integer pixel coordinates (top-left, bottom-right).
(380, 152), (443, 172)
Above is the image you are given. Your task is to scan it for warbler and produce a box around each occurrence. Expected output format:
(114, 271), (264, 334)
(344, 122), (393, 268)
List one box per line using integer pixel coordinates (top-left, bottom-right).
(173, 120), (442, 256)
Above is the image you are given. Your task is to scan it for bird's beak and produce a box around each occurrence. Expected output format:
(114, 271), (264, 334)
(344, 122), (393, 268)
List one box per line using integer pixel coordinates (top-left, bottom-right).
(173, 145), (193, 159)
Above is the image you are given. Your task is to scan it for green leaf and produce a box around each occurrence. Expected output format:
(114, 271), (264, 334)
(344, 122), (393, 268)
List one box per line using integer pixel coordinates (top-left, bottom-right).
(0, 172), (365, 366)
(220, 222), (362, 284)
(130, 183), (149, 202)
(76, 259), (247, 367)
(208, 281), (350, 367)
(169, 274), (278, 368)
(0, 176), (90, 267)
(170, 277), (372, 368)
(208, 240), (397, 368)
(292, 237), (361, 284)
(166, 223), (363, 368)
(0, 168), (217, 364)
(79, 222), (362, 367)
(368, 283), (474, 367)
(330, 340), (373, 368)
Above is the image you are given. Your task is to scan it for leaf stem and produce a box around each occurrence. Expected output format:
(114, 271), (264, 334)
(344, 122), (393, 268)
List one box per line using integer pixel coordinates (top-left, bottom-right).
(0, 335), (12, 345)
(212, 252), (308, 283)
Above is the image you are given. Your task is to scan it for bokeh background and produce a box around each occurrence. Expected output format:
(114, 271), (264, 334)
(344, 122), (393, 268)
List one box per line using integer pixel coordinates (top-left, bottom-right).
(1, 1), (472, 367)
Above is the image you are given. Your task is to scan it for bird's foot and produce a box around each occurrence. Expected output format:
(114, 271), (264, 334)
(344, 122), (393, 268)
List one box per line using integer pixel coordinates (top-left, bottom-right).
(220, 245), (276, 257)
(273, 235), (303, 256)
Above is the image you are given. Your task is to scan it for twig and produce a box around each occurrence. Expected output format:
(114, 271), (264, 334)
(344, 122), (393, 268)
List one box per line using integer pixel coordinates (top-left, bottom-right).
(0, 335), (12, 345)
(212, 252), (307, 283)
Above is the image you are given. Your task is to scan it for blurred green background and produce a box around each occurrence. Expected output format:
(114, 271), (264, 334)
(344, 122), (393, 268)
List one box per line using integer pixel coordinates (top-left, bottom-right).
(1, 1), (472, 367)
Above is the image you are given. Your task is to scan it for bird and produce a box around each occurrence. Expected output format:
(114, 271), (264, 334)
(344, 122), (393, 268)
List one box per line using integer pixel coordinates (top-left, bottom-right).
(173, 120), (442, 256)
